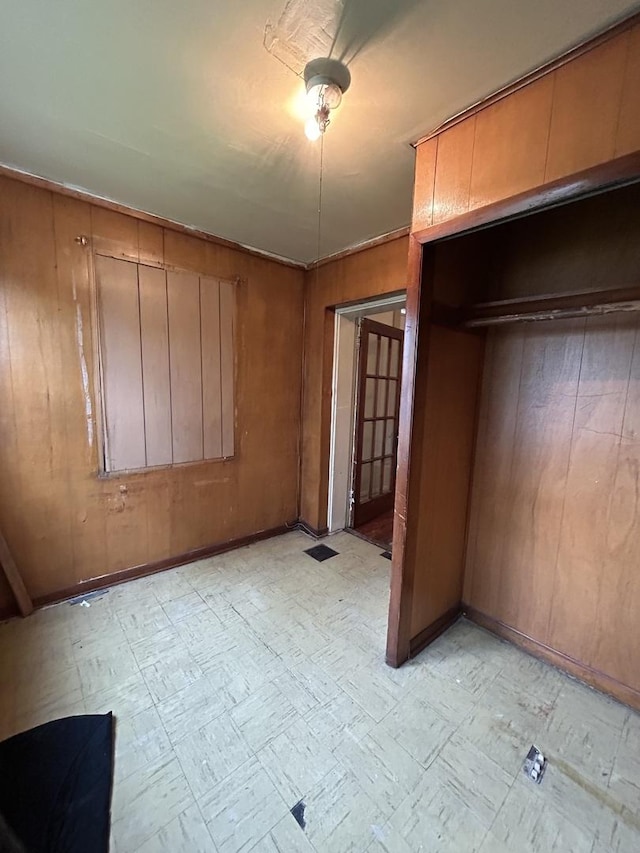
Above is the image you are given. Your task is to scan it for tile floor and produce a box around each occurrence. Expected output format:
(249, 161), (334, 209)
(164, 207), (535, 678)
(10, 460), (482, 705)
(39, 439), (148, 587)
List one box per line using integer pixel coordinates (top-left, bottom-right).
(0, 530), (638, 852)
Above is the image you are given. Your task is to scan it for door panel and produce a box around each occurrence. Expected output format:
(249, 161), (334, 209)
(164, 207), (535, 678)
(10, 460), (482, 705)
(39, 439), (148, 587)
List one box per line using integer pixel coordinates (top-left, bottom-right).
(352, 318), (404, 527)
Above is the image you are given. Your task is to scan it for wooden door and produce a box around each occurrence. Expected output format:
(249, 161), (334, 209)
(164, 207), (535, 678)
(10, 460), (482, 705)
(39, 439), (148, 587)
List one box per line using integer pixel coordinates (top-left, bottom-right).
(352, 318), (404, 527)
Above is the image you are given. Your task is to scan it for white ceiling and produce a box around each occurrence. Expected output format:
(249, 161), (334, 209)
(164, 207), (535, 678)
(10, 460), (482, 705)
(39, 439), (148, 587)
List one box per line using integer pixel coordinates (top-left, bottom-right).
(1, 0), (639, 264)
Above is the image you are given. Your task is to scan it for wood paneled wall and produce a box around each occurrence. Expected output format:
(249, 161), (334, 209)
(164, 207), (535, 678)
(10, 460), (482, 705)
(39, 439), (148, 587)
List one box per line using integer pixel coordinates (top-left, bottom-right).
(0, 175), (304, 612)
(412, 22), (640, 234)
(390, 13), (640, 672)
(464, 315), (640, 702)
(406, 325), (483, 641)
(299, 237), (409, 532)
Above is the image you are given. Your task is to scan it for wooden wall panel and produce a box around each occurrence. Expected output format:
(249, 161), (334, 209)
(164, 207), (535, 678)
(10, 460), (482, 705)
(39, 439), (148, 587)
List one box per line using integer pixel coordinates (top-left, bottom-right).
(463, 329), (524, 613)
(497, 320), (583, 638)
(412, 22), (640, 235)
(0, 173), (304, 602)
(138, 221), (164, 268)
(489, 183), (640, 300)
(408, 325), (483, 637)
(167, 271), (203, 464)
(469, 76), (554, 209)
(465, 317), (640, 696)
(411, 138), (437, 232)
(545, 37), (628, 182)
(432, 119), (475, 223)
(200, 277), (223, 460)
(139, 265), (172, 467)
(220, 279), (236, 458)
(96, 256), (147, 471)
(91, 208), (139, 261)
(548, 316), (636, 667)
(300, 236), (409, 531)
(616, 25), (640, 157)
(593, 330), (640, 687)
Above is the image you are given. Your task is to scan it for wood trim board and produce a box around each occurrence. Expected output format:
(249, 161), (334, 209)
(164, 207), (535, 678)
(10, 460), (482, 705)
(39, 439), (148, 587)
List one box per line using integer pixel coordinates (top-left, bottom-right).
(464, 605), (640, 712)
(0, 529), (33, 617)
(32, 523), (298, 609)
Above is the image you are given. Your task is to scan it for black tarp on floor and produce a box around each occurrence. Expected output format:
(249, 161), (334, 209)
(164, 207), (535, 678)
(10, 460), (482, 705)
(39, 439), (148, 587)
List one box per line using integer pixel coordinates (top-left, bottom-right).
(0, 713), (114, 853)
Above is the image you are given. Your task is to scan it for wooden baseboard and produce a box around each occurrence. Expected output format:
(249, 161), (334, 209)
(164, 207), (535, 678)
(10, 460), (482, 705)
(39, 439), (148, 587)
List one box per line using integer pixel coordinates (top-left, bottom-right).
(0, 603), (17, 621)
(463, 604), (640, 712)
(33, 523), (297, 609)
(408, 606), (462, 660)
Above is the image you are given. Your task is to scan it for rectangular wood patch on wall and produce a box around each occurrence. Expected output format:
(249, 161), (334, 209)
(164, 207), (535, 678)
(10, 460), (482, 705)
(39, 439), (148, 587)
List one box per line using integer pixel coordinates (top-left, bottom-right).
(95, 255), (235, 472)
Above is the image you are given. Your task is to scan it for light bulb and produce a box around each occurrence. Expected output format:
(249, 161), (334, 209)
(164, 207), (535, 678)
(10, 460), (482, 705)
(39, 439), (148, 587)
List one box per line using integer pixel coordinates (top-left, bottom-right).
(306, 82), (342, 111)
(305, 117), (321, 141)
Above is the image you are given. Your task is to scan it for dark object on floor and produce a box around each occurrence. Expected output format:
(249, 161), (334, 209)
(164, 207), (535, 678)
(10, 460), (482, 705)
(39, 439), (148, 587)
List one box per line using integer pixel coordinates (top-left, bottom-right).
(0, 714), (114, 853)
(304, 544), (338, 562)
(381, 550), (392, 560)
(291, 799), (306, 830)
(523, 744), (547, 783)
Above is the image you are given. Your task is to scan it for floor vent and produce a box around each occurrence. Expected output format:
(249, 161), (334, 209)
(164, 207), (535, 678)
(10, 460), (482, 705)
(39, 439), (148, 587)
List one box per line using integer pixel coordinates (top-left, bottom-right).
(304, 544), (338, 562)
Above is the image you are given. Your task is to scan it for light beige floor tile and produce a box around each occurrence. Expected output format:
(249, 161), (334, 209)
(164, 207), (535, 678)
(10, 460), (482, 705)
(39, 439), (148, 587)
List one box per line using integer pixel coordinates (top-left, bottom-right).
(272, 670), (323, 715)
(389, 774), (488, 853)
(379, 693), (455, 768)
(156, 673), (229, 745)
(148, 570), (195, 605)
(537, 755), (620, 838)
(142, 646), (204, 703)
(230, 681), (300, 751)
(71, 622), (129, 662)
(428, 732), (514, 828)
(305, 691), (376, 753)
(8, 532), (638, 853)
(609, 712), (640, 816)
(205, 656), (275, 709)
(77, 646), (140, 698)
(312, 636), (375, 681)
(114, 706), (173, 783)
(200, 757), (289, 853)
(455, 688), (546, 776)
(543, 679), (627, 785)
(12, 663), (82, 716)
(257, 717), (337, 806)
(172, 607), (226, 646)
(250, 813), (315, 852)
(338, 666), (405, 723)
(112, 755), (194, 851)
(131, 626), (188, 669)
(118, 602), (173, 644)
(302, 764), (380, 853)
(490, 776), (594, 852)
(174, 712), (253, 799)
(84, 672), (154, 719)
(430, 644), (501, 696)
(592, 814), (640, 853)
(137, 803), (215, 853)
(338, 725), (424, 818)
(409, 666), (478, 724)
(365, 822), (414, 853)
(162, 591), (210, 624)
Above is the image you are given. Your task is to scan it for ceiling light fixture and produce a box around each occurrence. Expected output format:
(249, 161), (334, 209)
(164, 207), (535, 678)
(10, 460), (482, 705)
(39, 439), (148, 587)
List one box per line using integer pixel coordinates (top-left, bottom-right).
(303, 58), (351, 141)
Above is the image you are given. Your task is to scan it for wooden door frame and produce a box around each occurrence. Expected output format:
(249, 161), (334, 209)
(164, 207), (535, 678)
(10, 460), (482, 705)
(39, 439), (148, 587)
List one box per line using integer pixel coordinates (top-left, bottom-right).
(386, 151), (640, 668)
(352, 318), (404, 528)
(327, 294), (407, 534)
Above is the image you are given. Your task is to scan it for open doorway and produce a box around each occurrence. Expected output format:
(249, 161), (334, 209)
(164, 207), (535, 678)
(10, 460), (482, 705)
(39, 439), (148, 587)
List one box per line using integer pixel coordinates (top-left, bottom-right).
(328, 294), (406, 551)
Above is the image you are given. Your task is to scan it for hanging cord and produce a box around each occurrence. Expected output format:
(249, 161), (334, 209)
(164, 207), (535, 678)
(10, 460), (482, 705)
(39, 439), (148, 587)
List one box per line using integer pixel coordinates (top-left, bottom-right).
(315, 132), (325, 285)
